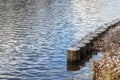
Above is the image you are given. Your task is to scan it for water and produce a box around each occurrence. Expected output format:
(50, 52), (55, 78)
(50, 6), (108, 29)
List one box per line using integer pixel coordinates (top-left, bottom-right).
(0, 0), (120, 80)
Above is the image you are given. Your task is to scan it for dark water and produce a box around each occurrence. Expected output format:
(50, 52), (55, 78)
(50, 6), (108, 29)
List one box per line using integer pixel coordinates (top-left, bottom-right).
(0, 0), (120, 80)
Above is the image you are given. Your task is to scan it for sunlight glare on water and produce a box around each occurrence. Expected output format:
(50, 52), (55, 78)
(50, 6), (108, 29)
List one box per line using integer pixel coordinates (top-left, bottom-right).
(0, 0), (120, 79)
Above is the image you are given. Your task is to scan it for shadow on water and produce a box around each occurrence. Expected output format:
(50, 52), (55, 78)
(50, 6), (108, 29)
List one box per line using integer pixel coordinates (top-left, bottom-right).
(67, 51), (101, 71)
(0, 0), (120, 80)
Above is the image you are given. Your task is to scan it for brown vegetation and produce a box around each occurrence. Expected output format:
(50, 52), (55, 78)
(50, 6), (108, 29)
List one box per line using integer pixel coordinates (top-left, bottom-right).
(93, 23), (120, 80)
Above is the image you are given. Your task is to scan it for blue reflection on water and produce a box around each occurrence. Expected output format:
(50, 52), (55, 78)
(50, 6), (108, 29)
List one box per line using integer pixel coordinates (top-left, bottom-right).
(0, 0), (120, 80)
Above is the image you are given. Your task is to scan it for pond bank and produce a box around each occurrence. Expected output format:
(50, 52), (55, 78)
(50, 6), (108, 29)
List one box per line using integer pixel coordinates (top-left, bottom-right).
(93, 22), (120, 80)
(67, 18), (120, 62)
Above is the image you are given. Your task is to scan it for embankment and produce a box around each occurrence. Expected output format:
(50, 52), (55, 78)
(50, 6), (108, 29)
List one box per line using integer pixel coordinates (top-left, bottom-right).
(93, 21), (120, 80)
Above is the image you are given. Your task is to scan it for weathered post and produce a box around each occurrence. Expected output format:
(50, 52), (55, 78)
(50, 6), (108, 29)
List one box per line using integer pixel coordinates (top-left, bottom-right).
(78, 40), (91, 57)
(76, 42), (87, 59)
(67, 47), (80, 62)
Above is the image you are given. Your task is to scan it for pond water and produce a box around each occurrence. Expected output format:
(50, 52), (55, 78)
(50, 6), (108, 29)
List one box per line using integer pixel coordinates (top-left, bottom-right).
(0, 0), (120, 80)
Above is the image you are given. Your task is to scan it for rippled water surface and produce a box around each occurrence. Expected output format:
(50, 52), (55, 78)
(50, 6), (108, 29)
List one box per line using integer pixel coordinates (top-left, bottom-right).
(0, 0), (120, 80)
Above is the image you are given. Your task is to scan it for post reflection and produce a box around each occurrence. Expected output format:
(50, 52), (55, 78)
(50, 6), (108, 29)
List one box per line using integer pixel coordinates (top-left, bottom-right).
(67, 51), (96, 71)
(67, 61), (80, 71)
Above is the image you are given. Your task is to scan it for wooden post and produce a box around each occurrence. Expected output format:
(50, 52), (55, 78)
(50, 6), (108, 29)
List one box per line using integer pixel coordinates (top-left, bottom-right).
(78, 39), (90, 44)
(75, 43), (85, 48)
(67, 47), (80, 62)
(97, 28), (106, 33)
(84, 36), (93, 41)
(87, 33), (98, 38)
(77, 44), (87, 59)
(77, 39), (90, 58)
(79, 47), (87, 59)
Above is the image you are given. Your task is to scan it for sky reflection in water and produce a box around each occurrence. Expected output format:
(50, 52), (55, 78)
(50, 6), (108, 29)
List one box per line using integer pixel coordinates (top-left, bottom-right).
(0, 0), (120, 79)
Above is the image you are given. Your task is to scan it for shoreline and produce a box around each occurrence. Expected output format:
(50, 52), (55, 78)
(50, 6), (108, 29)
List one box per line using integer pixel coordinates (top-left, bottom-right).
(93, 22), (120, 80)
(67, 18), (120, 79)
(67, 18), (120, 62)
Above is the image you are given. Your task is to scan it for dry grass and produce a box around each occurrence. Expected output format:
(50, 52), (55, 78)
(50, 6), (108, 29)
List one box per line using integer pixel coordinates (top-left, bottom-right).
(93, 23), (120, 80)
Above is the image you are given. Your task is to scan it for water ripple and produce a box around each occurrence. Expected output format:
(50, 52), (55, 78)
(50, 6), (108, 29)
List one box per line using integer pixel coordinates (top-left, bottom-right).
(0, 0), (120, 80)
